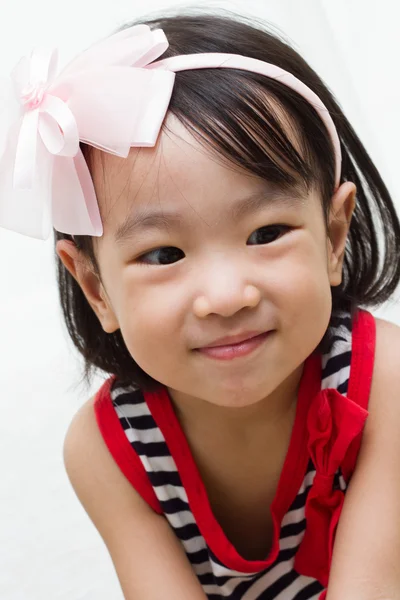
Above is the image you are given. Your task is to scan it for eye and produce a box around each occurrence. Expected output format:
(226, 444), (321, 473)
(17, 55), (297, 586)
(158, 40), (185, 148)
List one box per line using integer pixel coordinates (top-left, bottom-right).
(136, 246), (185, 266)
(247, 225), (291, 245)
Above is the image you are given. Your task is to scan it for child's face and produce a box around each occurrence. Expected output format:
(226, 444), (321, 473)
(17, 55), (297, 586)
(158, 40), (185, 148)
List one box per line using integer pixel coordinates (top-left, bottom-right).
(59, 114), (354, 407)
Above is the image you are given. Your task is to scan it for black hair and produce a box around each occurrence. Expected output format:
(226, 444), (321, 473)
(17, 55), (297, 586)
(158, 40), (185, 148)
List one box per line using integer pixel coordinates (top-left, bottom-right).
(55, 9), (400, 391)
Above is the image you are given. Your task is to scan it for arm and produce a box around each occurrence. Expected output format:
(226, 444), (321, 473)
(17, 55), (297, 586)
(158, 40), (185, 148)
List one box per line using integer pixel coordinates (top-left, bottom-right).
(63, 397), (207, 600)
(326, 317), (400, 600)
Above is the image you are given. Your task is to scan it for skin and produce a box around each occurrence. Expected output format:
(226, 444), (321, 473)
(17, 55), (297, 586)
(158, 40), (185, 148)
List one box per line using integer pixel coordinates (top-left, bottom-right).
(57, 113), (355, 431)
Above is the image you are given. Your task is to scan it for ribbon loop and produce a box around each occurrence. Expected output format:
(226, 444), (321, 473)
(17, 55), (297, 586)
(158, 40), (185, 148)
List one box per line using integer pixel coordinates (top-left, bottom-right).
(38, 95), (79, 156)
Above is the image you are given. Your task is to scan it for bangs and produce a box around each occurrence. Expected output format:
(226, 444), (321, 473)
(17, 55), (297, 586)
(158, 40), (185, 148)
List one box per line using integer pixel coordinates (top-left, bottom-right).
(163, 68), (336, 208)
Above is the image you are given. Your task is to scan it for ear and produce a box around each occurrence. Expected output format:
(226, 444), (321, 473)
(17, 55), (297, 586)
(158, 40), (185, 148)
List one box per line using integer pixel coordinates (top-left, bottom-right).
(327, 181), (356, 287)
(56, 239), (120, 333)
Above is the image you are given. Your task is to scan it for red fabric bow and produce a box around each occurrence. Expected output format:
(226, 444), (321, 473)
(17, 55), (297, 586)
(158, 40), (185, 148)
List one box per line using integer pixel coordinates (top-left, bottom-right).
(294, 388), (368, 587)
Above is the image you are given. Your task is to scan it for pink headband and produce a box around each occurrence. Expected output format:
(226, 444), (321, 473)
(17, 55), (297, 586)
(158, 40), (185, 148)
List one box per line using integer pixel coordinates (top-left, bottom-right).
(0, 24), (341, 240)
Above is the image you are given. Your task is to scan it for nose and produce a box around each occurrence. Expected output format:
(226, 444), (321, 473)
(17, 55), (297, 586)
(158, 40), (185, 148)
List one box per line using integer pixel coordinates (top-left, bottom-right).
(192, 259), (261, 318)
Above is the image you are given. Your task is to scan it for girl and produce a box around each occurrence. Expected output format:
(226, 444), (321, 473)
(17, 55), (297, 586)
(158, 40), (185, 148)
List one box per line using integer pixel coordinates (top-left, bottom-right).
(2, 11), (400, 600)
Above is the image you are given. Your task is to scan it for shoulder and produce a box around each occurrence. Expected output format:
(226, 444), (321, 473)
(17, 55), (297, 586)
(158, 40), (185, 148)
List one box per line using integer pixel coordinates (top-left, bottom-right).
(62, 385), (114, 464)
(63, 391), (155, 540)
(63, 388), (107, 467)
(370, 316), (400, 408)
(374, 314), (400, 347)
(362, 315), (400, 445)
(63, 381), (130, 493)
(375, 314), (400, 341)
(63, 392), (118, 503)
(63, 394), (97, 472)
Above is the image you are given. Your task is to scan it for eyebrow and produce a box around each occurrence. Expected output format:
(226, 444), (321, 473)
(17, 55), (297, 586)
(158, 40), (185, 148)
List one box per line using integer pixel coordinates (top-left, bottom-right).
(114, 185), (305, 247)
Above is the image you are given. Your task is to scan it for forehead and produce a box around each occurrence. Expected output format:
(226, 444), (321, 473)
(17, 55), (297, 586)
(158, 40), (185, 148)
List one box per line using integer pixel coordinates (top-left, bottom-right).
(90, 113), (308, 241)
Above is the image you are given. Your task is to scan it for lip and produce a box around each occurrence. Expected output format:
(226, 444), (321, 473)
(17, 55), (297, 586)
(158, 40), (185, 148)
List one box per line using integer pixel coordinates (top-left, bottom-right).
(195, 331), (271, 361)
(199, 331), (266, 348)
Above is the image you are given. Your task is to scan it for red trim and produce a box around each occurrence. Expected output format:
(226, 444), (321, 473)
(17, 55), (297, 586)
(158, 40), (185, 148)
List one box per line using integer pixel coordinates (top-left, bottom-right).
(341, 309), (376, 481)
(144, 352), (322, 573)
(93, 377), (162, 514)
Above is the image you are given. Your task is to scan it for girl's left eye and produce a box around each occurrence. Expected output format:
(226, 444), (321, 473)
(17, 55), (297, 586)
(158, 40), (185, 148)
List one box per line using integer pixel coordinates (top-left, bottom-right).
(247, 225), (291, 245)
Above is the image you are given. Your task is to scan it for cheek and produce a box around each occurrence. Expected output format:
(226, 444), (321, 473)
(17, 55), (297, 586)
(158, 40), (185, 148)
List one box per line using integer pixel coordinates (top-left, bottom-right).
(286, 264), (332, 332)
(115, 277), (186, 378)
(267, 241), (332, 348)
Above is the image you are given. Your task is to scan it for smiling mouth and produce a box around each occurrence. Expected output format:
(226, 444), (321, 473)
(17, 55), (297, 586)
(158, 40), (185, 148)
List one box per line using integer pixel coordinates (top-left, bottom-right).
(195, 331), (271, 360)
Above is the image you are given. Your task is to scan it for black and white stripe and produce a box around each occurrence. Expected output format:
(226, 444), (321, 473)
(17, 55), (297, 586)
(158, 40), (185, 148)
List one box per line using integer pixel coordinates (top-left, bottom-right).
(110, 311), (353, 599)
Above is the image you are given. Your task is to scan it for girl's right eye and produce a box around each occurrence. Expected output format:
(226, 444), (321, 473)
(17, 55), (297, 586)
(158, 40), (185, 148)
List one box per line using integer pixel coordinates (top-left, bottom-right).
(136, 246), (185, 266)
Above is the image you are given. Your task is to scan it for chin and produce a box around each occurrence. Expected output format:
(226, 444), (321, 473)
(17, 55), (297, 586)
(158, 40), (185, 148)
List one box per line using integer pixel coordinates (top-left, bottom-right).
(202, 379), (273, 408)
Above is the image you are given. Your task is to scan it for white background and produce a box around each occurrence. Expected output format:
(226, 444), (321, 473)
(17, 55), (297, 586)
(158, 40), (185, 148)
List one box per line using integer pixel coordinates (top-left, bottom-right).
(0, 1), (399, 599)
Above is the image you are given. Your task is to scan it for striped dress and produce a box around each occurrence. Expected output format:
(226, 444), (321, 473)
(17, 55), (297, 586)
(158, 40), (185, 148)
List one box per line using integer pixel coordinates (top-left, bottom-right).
(94, 308), (376, 599)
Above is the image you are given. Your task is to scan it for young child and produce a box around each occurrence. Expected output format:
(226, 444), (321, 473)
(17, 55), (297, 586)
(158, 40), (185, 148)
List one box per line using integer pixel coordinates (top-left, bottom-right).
(2, 11), (400, 600)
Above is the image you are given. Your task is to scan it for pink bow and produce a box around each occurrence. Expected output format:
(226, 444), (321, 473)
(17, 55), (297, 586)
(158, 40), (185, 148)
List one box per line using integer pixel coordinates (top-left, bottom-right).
(0, 25), (174, 239)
